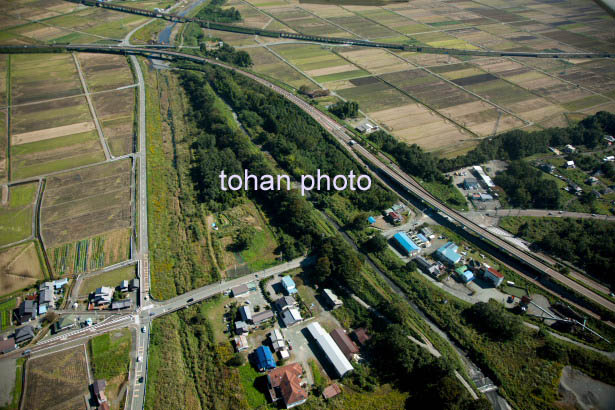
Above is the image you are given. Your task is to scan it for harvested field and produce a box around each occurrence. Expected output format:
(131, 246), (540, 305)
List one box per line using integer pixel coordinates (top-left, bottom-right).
(10, 95), (92, 136)
(337, 48), (409, 75)
(369, 103), (471, 153)
(0, 55), (6, 107)
(11, 122), (95, 146)
(50, 228), (131, 276)
(78, 53), (134, 93)
(266, 6), (356, 38)
(336, 78), (413, 112)
(22, 346), (90, 410)
(10, 54), (82, 105)
(0, 183), (37, 246)
(245, 47), (311, 89)
(41, 159), (132, 248)
(91, 88), (135, 156)
(0, 242), (45, 297)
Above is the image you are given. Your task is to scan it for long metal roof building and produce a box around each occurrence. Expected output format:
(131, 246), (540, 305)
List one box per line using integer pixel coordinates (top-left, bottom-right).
(305, 322), (353, 378)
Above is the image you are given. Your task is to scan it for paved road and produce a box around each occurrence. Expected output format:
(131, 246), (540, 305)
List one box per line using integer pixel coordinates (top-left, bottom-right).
(465, 208), (615, 221)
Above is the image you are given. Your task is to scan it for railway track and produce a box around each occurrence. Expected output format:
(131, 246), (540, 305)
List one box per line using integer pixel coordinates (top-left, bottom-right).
(1, 43), (613, 320)
(65, 0), (615, 59)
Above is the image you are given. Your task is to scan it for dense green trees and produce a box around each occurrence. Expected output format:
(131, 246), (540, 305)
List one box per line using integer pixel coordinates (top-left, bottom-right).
(464, 301), (522, 341)
(367, 130), (447, 183)
(328, 101), (359, 119)
(439, 111), (615, 172)
(494, 161), (560, 209)
(196, 0), (242, 22)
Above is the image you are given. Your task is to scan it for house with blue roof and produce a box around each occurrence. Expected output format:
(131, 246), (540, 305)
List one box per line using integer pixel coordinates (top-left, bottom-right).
(53, 278), (68, 290)
(281, 276), (297, 295)
(392, 232), (419, 256)
(255, 345), (276, 371)
(435, 242), (461, 266)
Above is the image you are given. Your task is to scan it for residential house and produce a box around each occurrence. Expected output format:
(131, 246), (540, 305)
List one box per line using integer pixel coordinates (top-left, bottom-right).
(481, 265), (504, 287)
(231, 284), (250, 297)
(255, 346), (276, 372)
(94, 287), (114, 306)
(269, 329), (286, 352)
(435, 242), (462, 266)
(110, 299), (132, 310)
(252, 310), (274, 325)
(565, 160), (575, 169)
(239, 305), (252, 323)
(281, 276), (297, 295)
(281, 308), (302, 327)
(14, 325), (34, 344)
(119, 280), (129, 292)
(129, 278), (140, 291)
(330, 328), (359, 361)
(387, 211), (402, 224)
(322, 289), (343, 310)
(53, 278), (68, 290)
(564, 144), (576, 153)
(38, 282), (54, 308)
(414, 256), (442, 279)
(234, 335), (249, 352)
(17, 300), (37, 323)
(266, 363), (308, 409)
(93, 379), (107, 405)
(455, 266), (474, 283)
(275, 296), (297, 312)
(235, 321), (249, 335)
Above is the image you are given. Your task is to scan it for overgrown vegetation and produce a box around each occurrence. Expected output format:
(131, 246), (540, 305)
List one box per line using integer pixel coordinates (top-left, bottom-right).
(195, 0), (241, 23)
(500, 216), (615, 288)
(439, 111), (615, 172)
(89, 329), (131, 380)
(495, 161), (560, 209)
(328, 100), (359, 119)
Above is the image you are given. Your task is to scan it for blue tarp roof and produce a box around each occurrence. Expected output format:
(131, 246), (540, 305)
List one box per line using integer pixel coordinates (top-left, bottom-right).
(368, 216), (376, 224)
(255, 346), (276, 371)
(393, 232), (419, 254)
(416, 233), (428, 243)
(437, 242), (461, 264)
(54, 278), (68, 289)
(460, 271), (474, 283)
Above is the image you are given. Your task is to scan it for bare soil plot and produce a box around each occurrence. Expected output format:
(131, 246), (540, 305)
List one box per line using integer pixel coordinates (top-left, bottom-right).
(337, 48), (408, 75)
(91, 88), (135, 157)
(22, 346), (90, 410)
(41, 159), (132, 248)
(0, 242), (45, 297)
(10, 53), (82, 105)
(245, 47), (312, 89)
(0, 183), (37, 246)
(78, 53), (134, 93)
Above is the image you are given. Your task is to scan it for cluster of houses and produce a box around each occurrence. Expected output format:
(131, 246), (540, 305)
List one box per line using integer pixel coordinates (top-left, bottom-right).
(91, 278), (138, 310)
(230, 274), (361, 408)
(414, 241), (504, 287)
(250, 321), (369, 408)
(14, 278), (69, 325)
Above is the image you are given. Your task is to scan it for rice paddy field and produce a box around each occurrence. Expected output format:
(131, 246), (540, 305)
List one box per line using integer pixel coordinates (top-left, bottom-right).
(41, 159), (132, 248)
(232, 0), (615, 154)
(91, 87), (136, 156)
(0, 183), (37, 246)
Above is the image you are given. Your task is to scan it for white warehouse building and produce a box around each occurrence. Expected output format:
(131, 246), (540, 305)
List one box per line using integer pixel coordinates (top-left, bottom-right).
(472, 165), (495, 188)
(305, 322), (354, 378)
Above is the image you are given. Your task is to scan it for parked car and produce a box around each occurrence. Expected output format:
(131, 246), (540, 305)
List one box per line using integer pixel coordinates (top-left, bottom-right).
(141, 326), (146, 333)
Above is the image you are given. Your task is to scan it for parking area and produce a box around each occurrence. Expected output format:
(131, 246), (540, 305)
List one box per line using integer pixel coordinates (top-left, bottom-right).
(448, 162), (504, 211)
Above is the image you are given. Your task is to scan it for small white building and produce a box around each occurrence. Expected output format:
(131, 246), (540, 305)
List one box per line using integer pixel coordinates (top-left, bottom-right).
(565, 160), (575, 169)
(565, 144), (576, 153)
(281, 308), (303, 327)
(481, 265), (504, 287)
(322, 289), (343, 310)
(234, 335), (249, 352)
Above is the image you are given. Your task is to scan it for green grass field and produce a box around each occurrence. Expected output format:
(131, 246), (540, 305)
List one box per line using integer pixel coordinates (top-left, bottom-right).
(79, 265), (136, 296)
(0, 298), (16, 329)
(0, 183), (37, 246)
(237, 364), (267, 408)
(11, 151), (105, 180)
(89, 328), (131, 380)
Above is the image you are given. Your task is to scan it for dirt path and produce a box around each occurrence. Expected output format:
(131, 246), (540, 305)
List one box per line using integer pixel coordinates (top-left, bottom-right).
(205, 215), (221, 273)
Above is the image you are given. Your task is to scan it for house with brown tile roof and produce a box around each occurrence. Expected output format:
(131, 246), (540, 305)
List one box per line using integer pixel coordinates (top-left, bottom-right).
(330, 328), (358, 361)
(267, 363), (308, 409)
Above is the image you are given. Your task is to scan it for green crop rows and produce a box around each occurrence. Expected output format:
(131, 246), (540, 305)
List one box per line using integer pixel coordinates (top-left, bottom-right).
(74, 239), (89, 273)
(53, 243), (72, 275)
(89, 236), (105, 270)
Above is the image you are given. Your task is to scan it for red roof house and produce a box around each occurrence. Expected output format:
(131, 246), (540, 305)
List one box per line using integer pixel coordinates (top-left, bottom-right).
(267, 363), (308, 409)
